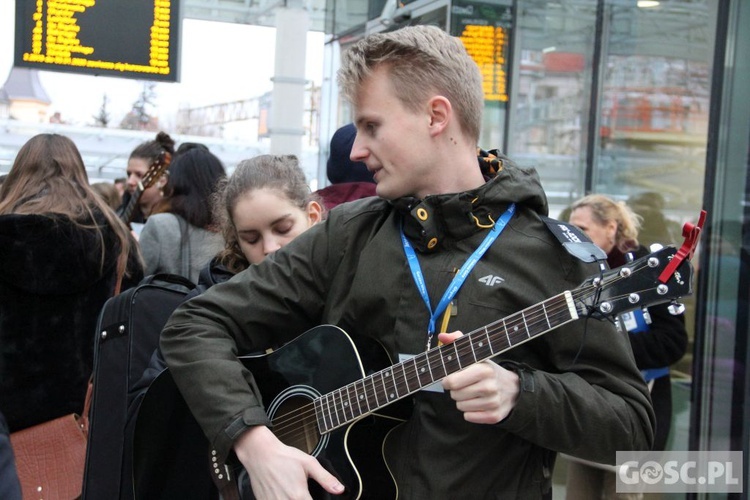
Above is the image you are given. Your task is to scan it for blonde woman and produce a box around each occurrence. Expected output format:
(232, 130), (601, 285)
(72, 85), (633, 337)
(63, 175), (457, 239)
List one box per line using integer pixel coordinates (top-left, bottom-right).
(566, 194), (688, 499)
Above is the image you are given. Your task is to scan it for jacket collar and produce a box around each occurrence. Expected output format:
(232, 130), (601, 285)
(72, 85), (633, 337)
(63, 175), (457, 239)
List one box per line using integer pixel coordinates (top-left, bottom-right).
(393, 156), (549, 253)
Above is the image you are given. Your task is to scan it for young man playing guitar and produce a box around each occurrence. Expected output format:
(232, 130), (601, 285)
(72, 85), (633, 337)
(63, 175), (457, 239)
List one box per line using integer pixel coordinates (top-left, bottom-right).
(161, 26), (658, 499)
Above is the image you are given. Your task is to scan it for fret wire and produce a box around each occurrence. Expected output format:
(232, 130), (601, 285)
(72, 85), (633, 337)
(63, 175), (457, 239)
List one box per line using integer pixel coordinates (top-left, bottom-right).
(521, 310), (530, 338)
(417, 354), (431, 387)
(344, 385), (355, 421)
(357, 379), (370, 414)
(485, 326), (495, 355)
(506, 317), (519, 344)
(427, 349), (445, 380)
(403, 358), (418, 393)
(340, 389), (349, 425)
(369, 375), (381, 409)
(446, 341), (460, 372)
(314, 399), (326, 433)
(332, 391), (343, 428)
(472, 328), (492, 361)
(349, 381), (361, 417)
(323, 394), (335, 431)
(391, 363), (404, 401)
(334, 389), (344, 424)
(468, 335), (478, 364)
(380, 369), (393, 404)
(384, 368), (398, 401)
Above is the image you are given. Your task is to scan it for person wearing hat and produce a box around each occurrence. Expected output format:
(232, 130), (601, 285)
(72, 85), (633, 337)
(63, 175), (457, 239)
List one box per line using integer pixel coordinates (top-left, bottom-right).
(315, 123), (377, 209)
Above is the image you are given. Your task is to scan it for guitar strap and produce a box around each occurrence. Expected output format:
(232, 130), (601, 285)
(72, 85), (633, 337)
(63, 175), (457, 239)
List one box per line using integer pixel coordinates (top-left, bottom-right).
(541, 216), (607, 263)
(177, 215), (192, 280)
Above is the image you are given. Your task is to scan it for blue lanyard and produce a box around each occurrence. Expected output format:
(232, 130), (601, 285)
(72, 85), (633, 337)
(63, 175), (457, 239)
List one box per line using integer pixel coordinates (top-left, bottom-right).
(401, 203), (516, 350)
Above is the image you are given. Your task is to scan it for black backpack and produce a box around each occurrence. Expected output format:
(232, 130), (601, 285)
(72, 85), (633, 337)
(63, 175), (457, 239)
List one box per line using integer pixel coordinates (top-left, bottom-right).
(82, 273), (201, 499)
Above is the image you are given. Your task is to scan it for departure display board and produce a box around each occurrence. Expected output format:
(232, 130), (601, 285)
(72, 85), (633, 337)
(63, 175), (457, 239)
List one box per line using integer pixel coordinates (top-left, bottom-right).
(450, 1), (512, 103)
(14, 0), (180, 82)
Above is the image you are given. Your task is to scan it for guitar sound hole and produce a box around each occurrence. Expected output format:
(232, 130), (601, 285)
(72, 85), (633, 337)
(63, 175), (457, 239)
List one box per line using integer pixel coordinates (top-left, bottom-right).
(271, 394), (321, 455)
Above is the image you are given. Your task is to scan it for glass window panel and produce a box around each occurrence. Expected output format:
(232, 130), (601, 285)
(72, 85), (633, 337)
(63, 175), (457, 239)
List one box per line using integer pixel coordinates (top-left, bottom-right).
(507, 0), (598, 215)
(595, 2), (710, 236)
(693, 0), (750, 465)
(595, 4), (712, 449)
(326, 0), (370, 35)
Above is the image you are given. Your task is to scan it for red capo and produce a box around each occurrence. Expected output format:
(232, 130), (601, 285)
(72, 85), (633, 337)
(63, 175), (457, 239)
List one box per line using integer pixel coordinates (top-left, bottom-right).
(658, 209), (707, 284)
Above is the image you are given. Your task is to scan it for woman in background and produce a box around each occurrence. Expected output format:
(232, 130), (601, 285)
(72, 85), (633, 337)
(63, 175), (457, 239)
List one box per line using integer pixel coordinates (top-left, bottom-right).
(201, 153), (324, 286)
(565, 193), (688, 500)
(0, 133), (143, 432)
(119, 131), (176, 228)
(138, 146), (226, 283)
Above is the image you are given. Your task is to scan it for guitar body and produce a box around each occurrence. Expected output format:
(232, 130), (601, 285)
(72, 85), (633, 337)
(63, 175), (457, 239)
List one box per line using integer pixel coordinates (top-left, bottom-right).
(133, 325), (406, 499)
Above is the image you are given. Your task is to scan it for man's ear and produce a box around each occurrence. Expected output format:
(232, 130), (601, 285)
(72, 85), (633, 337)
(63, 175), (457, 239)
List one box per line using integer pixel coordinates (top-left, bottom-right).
(427, 96), (452, 137)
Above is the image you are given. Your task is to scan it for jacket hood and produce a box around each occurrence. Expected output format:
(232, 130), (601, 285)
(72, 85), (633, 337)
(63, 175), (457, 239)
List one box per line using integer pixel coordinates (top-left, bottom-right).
(0, 213), (117, 295)
(394, 154), (549, 252)
(477, 151), (549, 214)
(198, 256), (235, 288)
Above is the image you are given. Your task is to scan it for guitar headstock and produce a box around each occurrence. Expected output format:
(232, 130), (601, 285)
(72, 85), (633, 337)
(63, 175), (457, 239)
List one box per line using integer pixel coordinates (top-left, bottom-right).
(140, 151), (172, 190)
(576, 245), (694, 320)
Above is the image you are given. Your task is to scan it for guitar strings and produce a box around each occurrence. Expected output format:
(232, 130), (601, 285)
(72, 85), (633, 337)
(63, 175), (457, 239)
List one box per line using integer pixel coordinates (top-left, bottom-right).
(266, 258), (662, 446)
(267, 259), (654, 442)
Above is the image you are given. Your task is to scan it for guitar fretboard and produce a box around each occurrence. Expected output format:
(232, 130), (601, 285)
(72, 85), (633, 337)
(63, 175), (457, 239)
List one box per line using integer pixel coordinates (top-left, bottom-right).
(315, 290), (578, 434)
(120, 191), (142, 225)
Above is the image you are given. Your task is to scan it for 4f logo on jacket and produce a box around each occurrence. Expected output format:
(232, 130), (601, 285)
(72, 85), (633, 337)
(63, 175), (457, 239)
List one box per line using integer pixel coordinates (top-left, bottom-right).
(479, 274), (504, 286)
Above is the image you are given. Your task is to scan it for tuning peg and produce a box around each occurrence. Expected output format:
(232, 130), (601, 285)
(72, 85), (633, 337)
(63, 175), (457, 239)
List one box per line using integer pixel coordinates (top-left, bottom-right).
(668, 300), (686, 315)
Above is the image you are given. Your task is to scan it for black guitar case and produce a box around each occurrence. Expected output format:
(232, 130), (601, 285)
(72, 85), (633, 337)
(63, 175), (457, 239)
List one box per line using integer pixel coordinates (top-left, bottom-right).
(82, 273), (209, 500)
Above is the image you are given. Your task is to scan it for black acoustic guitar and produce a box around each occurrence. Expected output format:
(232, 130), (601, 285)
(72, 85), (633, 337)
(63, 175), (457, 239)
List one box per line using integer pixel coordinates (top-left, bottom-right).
(133, 236), (700, 499)
(118, 151), (171, 227)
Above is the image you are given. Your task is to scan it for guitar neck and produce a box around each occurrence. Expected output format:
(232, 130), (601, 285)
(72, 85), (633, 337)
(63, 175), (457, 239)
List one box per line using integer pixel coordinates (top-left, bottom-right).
(315, 290), (579, 434)
(120, 189), (143, 225)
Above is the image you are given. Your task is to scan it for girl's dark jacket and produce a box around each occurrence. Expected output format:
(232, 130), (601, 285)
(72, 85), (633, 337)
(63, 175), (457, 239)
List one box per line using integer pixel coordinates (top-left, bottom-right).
(608, 245), (688, 451)
(0, 212), (143, 431)
(161, 162), (656, 499)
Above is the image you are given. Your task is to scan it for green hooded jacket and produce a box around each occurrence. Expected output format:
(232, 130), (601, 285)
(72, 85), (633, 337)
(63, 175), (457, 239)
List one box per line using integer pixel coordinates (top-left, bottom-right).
(161, 161), (655, 499)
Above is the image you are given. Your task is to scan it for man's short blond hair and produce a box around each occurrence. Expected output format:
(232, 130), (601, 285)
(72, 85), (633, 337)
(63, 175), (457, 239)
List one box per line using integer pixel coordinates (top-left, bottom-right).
(337, 25), (484, 143)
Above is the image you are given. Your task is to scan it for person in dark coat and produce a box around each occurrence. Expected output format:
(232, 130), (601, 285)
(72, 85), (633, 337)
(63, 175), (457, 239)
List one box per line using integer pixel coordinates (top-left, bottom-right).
(315, 123), (377, 209)
(0, 133), (144, 432)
